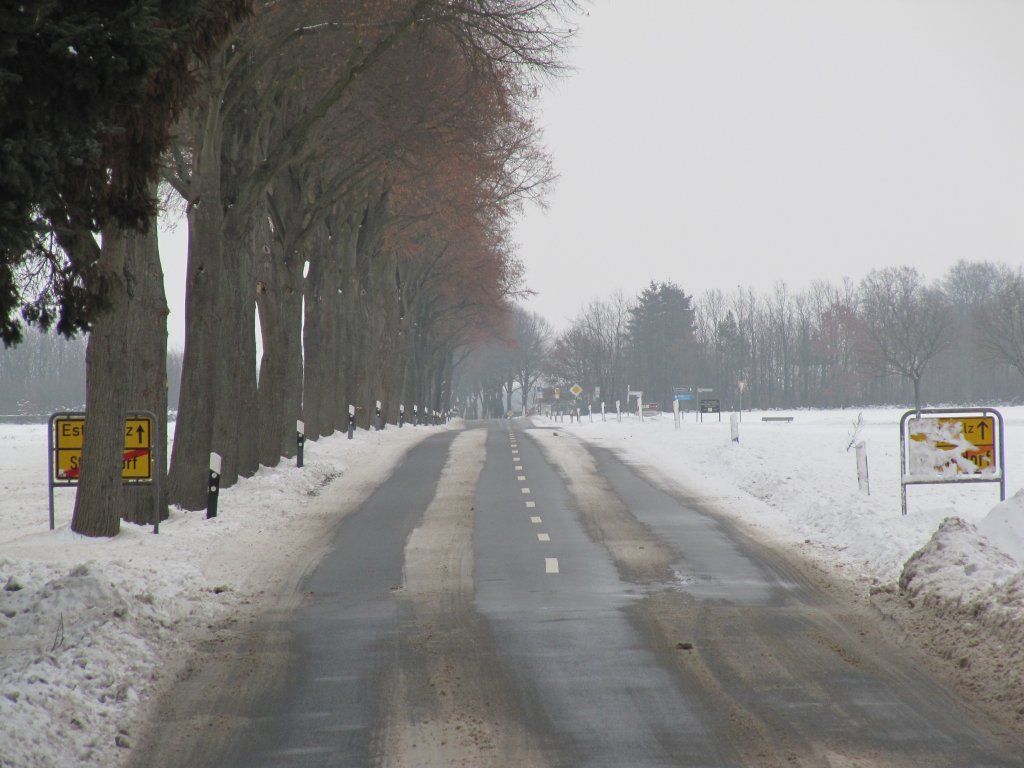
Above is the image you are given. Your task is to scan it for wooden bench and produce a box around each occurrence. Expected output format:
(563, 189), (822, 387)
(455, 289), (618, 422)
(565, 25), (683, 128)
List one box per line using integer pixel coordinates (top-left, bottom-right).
(761, 416), (794, 423)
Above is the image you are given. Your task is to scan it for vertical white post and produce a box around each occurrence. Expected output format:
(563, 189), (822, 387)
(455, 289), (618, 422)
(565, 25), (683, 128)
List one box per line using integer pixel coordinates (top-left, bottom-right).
(856, 441), (870, 495)
(730, 413), (740, 443)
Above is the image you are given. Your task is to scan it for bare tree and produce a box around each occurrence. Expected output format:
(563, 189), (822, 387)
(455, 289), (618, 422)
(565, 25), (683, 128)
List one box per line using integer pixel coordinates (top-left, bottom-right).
(858, 266), (952, 412)
(510, 307), (553, 415)
(976, 264), (1024, 380)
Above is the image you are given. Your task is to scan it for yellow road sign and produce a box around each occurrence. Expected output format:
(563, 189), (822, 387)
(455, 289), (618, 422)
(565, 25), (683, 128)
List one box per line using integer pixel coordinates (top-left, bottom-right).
(909, 416), (995, 474)
(53, 415), (154, 483)
(569, 384), (583, 398)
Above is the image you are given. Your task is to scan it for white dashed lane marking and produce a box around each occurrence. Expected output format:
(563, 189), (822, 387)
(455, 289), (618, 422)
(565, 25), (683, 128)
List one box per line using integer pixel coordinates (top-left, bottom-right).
(537, 533), (550, 542)
(517, 475), (526, 481)
(515, 465), (523, 470)
(545, 558), (560, 574)
(530, 516), (542, 524)
(525, 501), (536, 508)
(521, 488), (531, 494)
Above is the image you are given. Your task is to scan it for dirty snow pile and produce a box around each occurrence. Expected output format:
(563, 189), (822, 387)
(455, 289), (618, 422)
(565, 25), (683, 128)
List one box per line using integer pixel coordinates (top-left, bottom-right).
(0, 422), (439, 768)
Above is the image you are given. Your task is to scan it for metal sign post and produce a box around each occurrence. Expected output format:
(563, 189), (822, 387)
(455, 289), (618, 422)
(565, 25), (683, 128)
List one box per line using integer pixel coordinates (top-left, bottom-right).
(627, 388), (643, 422)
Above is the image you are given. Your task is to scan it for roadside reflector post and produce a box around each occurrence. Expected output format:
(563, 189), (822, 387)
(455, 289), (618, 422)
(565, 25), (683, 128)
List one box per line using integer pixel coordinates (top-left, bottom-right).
(673, 398), (681, 430)
(616, 399), (621, 423)
(731, 412), (740, 443)
(296, 420), (305, 468)
(589, 404), (593, 423)
(347, 404), (355, 440)
(375, 400), (382, 431)
(601, 401), (606, 422)
(414, 404), (419, 426)
(399, 404), (405, 428)
(207, 452), (222, 519)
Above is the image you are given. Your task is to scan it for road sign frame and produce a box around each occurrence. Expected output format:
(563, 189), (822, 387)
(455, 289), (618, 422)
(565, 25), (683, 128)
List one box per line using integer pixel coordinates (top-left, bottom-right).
(899, 407), (1005, 516)
(48, 410), (160, 533)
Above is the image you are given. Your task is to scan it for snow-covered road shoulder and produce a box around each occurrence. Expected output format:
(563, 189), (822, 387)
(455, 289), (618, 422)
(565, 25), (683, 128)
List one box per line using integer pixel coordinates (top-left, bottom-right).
(0, 422), (446, 768)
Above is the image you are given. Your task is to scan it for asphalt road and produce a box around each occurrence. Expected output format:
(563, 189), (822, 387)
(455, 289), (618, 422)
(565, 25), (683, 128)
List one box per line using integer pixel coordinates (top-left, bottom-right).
(132, 420), (1024, 768)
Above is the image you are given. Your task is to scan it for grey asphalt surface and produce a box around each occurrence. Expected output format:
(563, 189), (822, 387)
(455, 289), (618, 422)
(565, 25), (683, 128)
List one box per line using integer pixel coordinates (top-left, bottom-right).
(132, 419), (1024, 767)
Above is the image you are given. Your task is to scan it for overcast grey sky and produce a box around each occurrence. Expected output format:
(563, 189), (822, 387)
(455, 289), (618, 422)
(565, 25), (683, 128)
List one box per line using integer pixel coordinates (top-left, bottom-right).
(512, 0), (1024, 327)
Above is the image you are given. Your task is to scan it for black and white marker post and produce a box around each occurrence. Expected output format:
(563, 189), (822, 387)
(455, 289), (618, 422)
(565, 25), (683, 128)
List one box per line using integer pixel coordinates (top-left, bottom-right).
(207, 452), (221, 519)
(414, 404), (419, 426)
(296, 420), (305, 467)
(347, 404), (355, 439)
(375, 400), (382, 431)
(399, 404), (405, 428)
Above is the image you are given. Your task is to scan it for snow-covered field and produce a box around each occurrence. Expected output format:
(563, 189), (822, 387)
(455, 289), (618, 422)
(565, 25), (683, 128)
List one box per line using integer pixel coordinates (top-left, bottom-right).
(2, 406), (1023, 766)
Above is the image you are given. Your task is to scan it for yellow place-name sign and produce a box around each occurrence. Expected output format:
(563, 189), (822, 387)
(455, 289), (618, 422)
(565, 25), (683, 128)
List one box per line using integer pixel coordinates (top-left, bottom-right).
(909, 416), (995, 474)
(53, 415), (153, 483)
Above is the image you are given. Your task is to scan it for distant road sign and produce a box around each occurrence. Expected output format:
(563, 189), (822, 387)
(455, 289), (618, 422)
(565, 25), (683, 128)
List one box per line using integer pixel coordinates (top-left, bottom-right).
(52, 414), (154, 484)
(700, 399), (721, 414)
(673, 393), (694, 402)
(569, 384), (583, 398)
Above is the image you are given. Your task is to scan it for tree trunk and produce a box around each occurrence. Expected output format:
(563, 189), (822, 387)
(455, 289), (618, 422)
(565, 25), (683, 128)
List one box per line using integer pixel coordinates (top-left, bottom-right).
(122, 219), (170, 525)
(71, 227), (131, 537)
(211, 227), (259, 486)
(168, 95), (224, 511)
(256, 236), (304, 465)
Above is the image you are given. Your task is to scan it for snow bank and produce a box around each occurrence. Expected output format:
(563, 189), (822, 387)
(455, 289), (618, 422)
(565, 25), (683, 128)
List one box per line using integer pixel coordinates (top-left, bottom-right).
(979, 488), (1024, 563)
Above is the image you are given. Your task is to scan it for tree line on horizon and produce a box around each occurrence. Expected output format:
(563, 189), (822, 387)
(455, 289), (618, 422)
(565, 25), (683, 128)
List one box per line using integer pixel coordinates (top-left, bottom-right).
(457, 260), (1024, 417)
(1, 1), (579, 536)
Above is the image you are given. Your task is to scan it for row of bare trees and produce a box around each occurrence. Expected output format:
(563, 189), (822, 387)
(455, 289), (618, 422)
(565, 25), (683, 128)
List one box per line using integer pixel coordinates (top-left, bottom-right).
(542, 262), (1024, 414)
(6, 1), (578, 535)
(456, 306), (554, 417)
